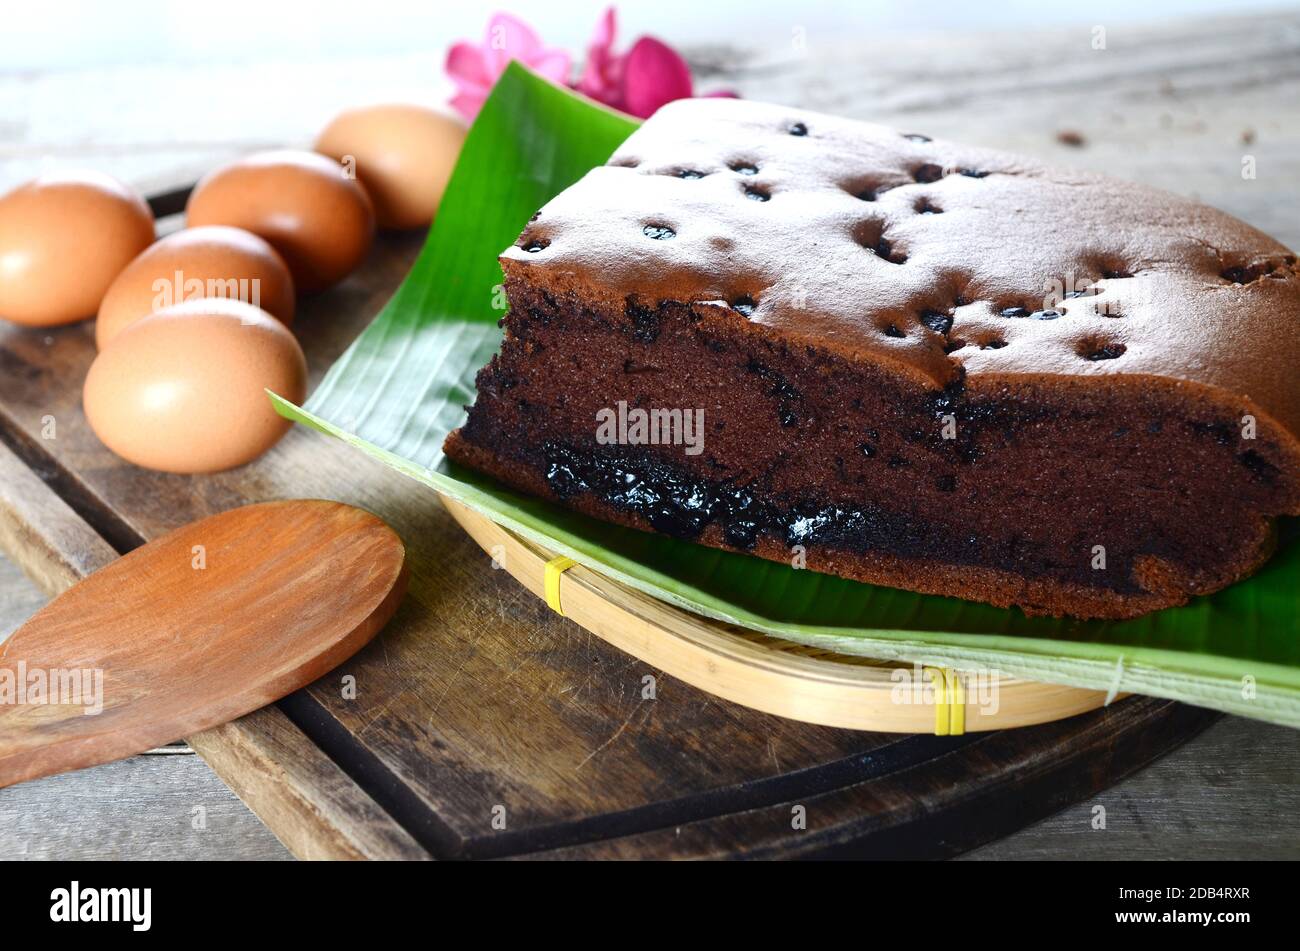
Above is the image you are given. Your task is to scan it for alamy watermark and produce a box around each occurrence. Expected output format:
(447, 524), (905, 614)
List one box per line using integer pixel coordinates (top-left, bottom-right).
(596, 400), (705, 456)
(889, 663), (1001, 716)
(0, 662), (103, 716)
(50, 882), (151, 931)
(151, 270), (262, 316)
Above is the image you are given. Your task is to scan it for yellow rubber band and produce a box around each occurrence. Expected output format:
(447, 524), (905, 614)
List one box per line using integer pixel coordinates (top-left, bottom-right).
(926, 666), (966, 736)
(544, 556), (577, 616)
(946, 668), (966, 736)
(926, 667), (949, 736)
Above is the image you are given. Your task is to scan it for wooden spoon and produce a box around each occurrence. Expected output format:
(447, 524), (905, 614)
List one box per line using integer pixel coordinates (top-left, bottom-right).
(0, 500), (407, 788)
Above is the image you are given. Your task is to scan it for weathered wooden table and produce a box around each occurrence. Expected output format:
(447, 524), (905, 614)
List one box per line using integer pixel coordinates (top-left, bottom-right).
(2, 11), (1298, 859)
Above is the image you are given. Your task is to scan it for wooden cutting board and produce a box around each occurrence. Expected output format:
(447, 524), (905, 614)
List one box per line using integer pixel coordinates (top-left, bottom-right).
(4, 14), (1295, 857)
(0, 184), (1219, 860)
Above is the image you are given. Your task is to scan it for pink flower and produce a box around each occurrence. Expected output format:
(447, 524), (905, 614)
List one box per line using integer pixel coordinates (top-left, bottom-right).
(445, 12), (572, 120)
(618, 37), (695, 118)
(575, 7), (623, 104)
(576, 7), (735, 118)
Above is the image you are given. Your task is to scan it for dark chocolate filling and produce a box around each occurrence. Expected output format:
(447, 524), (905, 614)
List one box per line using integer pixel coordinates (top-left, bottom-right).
(536, 440), (1134, 594)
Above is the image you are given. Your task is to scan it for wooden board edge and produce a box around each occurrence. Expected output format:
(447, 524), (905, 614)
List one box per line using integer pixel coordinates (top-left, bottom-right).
(188, 708), (428, 861)
(0, 436), (117, 591)
(520, 697), (1220, 859)
(0, 439), (427, 861)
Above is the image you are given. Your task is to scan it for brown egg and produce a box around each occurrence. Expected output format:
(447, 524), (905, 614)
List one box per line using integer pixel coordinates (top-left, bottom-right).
(96, 225), (295, 349)
(0, 170), (154, 327)
(314, 104), (466, 230)
(84, 298), (307, 473)
(186, 150), (374, 293)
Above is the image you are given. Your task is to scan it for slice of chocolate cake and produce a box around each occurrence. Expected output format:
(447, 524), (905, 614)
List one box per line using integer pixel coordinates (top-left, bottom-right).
(444, 98), (1300, 619)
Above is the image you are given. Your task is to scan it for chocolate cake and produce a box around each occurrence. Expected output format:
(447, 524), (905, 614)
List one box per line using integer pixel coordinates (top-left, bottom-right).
(444, 98), (1300, 619)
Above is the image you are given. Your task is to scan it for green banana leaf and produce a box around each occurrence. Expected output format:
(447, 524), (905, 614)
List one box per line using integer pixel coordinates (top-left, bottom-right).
(274, 62), (1300, 728)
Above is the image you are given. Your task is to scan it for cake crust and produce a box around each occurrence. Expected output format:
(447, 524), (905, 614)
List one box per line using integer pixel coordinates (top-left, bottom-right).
(502, 98), (1300, 447)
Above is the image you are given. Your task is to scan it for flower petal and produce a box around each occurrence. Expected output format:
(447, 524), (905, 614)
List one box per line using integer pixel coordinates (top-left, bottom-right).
(449, 89), (487, 122)
(577, 5), (619, 98)
(621, 36), (694, 118)
(530, 49), (574, 85)
(591, 5), (617, 49)
(485, 12), (544, 73)
(445, 41), (491, 90)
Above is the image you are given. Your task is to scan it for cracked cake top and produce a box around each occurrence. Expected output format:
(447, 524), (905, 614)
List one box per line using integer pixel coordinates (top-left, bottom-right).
(501, 97), (1300, 443)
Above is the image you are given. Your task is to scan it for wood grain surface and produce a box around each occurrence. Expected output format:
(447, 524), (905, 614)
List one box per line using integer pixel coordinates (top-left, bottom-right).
(1, 10), (1297, 859)
(4, 546), (1293, 860)
(963, 716), (1300, 861)
(0, 748), (291, 861)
